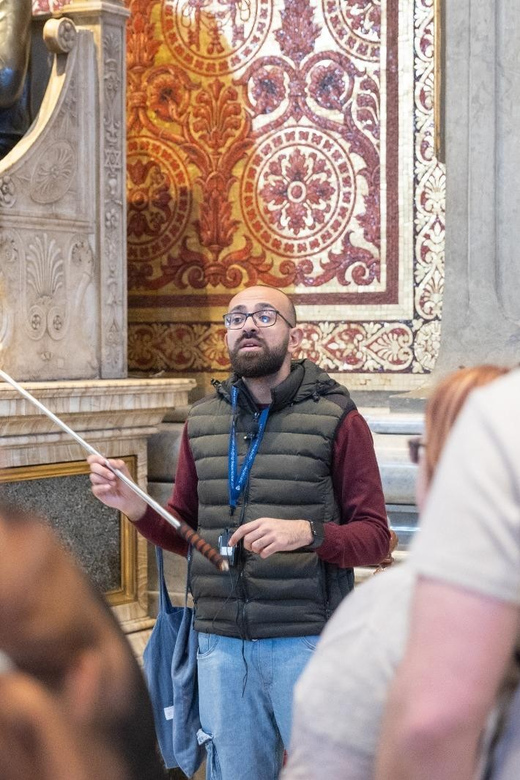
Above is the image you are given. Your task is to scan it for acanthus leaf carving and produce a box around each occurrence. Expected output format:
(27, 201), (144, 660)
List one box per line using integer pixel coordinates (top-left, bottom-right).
(25, 234), (68, 343)
(275, 0), (321, 64)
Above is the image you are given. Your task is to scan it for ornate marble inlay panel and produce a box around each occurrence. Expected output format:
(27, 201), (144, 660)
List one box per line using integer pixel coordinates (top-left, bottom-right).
(33, 0), (445, 390)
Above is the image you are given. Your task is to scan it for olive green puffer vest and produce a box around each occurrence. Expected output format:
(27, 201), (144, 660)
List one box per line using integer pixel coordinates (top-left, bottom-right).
(187, 359), (356, 639)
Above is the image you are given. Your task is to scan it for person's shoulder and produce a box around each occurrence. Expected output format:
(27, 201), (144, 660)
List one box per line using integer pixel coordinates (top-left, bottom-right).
(322, 565), (415, 642)
(187, 387), (227, 417)
(190, 394), (216, 409)
(469, 368), (520, 405)
(350, 564), (415, 609)
(463, 369), (520, 427)
(333, 408), (371, 441)
(325, 392), (357, 415)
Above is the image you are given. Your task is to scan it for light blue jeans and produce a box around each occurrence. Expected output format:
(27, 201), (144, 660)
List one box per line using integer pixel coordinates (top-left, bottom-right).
(196, 633), (320, 780)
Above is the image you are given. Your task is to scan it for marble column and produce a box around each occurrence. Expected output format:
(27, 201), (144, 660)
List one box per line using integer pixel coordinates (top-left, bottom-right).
(434, 0), (520, 373)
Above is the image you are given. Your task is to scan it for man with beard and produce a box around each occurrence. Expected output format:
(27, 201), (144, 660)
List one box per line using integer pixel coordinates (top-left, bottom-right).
(88, 285), (390, 780)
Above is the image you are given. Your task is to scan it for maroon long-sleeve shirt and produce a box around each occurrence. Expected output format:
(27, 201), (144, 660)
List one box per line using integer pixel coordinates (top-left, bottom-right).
(135, 409), (390, 568)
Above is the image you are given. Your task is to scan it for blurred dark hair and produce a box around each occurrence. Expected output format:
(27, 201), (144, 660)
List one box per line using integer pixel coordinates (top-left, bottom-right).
(0, 499), (166, 779)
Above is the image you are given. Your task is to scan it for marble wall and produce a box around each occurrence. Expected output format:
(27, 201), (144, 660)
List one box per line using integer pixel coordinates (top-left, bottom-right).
(33, 0), (446, 394)
(123, 0), (445, 393)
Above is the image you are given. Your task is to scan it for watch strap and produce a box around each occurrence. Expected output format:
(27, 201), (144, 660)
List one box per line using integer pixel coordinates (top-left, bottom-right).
(308, 519), (325, 550)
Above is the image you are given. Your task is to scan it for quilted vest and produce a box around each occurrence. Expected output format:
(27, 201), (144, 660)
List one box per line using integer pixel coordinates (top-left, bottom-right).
(187, 359), (356, 639)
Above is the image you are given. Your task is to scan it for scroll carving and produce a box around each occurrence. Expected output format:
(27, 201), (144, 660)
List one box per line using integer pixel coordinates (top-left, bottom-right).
(43, 16), (78, 55)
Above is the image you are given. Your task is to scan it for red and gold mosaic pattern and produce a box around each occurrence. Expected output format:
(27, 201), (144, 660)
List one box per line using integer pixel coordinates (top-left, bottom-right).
(32, 0), (62, 12)
(33, 0), (445, 390)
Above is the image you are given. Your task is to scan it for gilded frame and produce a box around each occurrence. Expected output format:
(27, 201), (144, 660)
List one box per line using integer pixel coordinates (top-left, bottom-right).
(434, 0), (445, 163)
(0, 457), (138, 606)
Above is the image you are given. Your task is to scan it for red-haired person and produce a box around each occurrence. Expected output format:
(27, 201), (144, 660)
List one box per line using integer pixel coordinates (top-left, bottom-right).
(284, 365), (509, 780)
(377, 363), (520, 780)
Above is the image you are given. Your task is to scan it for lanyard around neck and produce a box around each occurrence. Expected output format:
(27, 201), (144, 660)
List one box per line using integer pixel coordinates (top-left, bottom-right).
(228, 385), (269, 511)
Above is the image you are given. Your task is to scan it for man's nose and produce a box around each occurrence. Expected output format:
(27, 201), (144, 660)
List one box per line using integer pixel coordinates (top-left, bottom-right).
(241, 326), (259, 339)
(241, 314), (259, 332)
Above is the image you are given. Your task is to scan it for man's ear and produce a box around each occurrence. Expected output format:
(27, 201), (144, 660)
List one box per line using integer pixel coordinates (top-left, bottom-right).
(288, 326), (304, 355)
(61, 649), (104, 724)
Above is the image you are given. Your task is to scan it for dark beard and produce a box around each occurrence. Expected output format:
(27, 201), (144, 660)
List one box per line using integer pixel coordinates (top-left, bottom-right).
(229, 337), (289, 378)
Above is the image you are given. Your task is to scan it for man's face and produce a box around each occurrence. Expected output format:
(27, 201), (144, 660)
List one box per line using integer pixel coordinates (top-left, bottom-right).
(225, 287), (299, 379)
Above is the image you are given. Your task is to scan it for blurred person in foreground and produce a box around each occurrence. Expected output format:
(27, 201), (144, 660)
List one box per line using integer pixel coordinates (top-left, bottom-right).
(376, 365), (520, 780)
(283, 365), (509, 780)
(0, 501), (166, 780)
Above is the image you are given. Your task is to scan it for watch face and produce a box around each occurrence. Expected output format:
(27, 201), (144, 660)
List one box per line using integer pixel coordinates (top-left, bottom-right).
(309, 521), (323, 547)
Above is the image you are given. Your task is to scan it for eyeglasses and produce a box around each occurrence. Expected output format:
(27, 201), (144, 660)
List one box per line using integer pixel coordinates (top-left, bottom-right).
(407, 436), (426, 465)
(223, 308), (295, 330)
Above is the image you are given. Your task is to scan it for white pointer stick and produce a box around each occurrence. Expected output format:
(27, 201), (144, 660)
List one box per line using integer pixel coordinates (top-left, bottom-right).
(0, 368), (228, 571)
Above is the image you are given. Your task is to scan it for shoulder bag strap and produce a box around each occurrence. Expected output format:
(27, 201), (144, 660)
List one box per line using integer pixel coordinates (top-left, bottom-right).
(155, 546), (173, 614)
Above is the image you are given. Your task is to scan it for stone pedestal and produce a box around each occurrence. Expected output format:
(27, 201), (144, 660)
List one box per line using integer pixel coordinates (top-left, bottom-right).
(0, 3), (130, 381)
(0, 376), (195, 649)
(61, 0), (131, 378)
(355, 404), (422, 578)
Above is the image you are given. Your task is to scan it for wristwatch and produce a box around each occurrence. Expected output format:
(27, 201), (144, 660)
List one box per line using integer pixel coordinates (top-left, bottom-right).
(308, 520), (325, 550)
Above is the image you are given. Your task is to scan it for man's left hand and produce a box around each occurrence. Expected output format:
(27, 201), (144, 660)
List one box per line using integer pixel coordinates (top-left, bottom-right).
(229, 518), (313, 558)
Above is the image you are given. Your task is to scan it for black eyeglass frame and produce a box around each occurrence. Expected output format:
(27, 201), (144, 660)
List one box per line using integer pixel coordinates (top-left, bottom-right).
(223, 308), (295, 330)
(407, 436), (426, 465)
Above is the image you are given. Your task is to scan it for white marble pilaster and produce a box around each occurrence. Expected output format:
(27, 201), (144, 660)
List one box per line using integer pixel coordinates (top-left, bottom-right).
(435, 0), (520, 372)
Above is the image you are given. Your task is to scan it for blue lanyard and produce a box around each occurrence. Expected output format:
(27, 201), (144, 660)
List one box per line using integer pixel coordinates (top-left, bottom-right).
(228, 386), (269, 511)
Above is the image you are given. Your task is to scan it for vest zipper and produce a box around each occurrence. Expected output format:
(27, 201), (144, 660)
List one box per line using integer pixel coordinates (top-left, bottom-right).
(237, 477), (252, 640)
(320, 559), (332, 619)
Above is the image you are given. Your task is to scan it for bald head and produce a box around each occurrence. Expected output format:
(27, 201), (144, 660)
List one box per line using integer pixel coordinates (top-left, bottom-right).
(227, 286), (297, 327)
